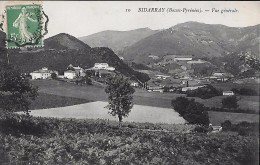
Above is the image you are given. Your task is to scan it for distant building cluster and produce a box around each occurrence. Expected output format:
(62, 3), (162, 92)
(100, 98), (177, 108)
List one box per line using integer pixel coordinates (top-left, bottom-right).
(30, 63), (115, 80)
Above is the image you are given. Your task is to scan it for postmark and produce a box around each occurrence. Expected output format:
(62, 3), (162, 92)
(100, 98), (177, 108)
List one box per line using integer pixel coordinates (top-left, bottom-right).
(5, 4), (48, 48)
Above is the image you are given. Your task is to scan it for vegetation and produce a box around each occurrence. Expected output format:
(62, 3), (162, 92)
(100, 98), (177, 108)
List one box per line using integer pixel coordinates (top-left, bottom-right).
(29, 93), (91, 110)
(222, 96), (239, 109)
(0, 63), (38, 114)
(0, 113), (258, 165)
(186, 85), (222, 99)
(171, 97), (210, 125)
(51, 73), (57, 79)
(231, 88), (258, 96)
(221, 120), (259, 136)
(105, 75), (135, 126)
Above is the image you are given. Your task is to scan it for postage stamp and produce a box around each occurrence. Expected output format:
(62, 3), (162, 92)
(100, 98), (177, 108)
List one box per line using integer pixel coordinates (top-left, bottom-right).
(5, 4), (48, 48)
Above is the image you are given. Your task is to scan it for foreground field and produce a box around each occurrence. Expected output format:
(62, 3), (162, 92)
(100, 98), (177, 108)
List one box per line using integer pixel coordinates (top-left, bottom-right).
(25, 101), (186, 124)
(0, 114), (258, 165)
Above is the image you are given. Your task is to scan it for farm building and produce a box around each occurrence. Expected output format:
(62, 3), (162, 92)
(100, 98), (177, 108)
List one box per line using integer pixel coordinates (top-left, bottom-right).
(64, 70), (76, 79)
(91, 63), (115, 71)
(30, 67), (58, 80)
(223, 91), (235, 96)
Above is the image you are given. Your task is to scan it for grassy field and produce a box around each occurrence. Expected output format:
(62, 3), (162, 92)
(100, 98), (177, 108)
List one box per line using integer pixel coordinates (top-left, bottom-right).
(29, 92), (91, 110)
(31, 80), (259, 125)
(208, 111), (259, 125)
(25, 101), (186, 124)
(212, 81), (259, 93)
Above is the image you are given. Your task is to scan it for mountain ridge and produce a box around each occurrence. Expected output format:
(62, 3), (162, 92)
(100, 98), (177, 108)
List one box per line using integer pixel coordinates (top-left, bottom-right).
(79, 28), (159, 54)
(121, 22), (260, 63)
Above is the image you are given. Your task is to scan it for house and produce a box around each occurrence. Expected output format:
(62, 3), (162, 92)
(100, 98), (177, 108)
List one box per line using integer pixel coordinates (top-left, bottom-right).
(181, 85), (206, 92)
(174, 56), (193, 62)
(64, 70), (76, 79)
(130, 82), (139, 87)
(30, 67), (58, 80)
(187, 59), (206, 64)
(67, 64), (85, 77)
(155, 75), (171, 79)
(73, 66), (85, 77)
(223, 91), (235, 96)
(92, 63), (115, 71)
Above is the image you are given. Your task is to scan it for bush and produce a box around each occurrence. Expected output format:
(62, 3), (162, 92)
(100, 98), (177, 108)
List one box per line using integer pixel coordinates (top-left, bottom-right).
(171, 97), (210, 125)
(193, 125), (209, 133)
(186, 85), (222, 99)
(221, 120), (232, 131)
(231, 88), (258, 96)
(0, 114), (45, 136)
(222, 96), (239, 109)
(221, 120), (259, 136)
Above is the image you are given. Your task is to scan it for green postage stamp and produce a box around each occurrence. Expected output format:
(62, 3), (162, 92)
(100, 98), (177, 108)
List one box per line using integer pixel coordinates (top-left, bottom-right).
(5, 4), (47, 48)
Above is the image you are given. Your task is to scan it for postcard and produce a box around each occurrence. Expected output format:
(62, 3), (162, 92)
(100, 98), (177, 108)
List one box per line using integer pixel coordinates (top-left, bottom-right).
(0, 1), (259, 164)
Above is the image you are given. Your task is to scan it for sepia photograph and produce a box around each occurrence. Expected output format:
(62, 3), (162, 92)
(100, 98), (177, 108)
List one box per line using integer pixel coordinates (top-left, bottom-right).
(0, 1), (259, 164)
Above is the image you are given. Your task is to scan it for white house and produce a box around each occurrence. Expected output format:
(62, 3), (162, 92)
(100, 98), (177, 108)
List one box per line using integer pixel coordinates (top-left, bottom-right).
(155, 75), (171, 80)
(130, 82), (139, 87)
(181, 85), (206, 92)
(30, 67), (58, 80)
(67, 64), (85, 77)
(223, 91), (235, 96)
(73, 66), (86, 77)
(64, 70), (76, 79)
(174, 56), (193, 61)
(91, 63), (115, 71)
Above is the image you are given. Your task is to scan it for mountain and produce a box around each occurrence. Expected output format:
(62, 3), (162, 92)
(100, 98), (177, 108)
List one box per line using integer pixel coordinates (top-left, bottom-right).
(121, 22), (260, 64)
(0, 33), (150, 83)
(79, 28), (159, 54)
(45, 33), (91, 50)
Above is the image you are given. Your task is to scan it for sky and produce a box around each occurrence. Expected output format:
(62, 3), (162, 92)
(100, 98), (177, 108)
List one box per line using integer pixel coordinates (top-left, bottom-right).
(2, 1), (260, 38)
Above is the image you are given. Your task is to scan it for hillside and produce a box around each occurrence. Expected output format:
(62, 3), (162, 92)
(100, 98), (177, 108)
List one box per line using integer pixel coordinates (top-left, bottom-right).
(0, 33), (150, 83)
(45, 33), (91, 50)
(79, 28), (159, 54)
(122, 22), (260, 64)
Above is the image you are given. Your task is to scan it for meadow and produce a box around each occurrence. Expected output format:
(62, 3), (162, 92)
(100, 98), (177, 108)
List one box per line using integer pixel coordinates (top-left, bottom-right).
(30, 80), (259, 125)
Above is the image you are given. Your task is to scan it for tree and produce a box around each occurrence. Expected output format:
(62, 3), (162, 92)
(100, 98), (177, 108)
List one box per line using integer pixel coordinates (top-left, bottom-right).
(105, 75), (135, 127)
(171, 97), (210, 125)
(51, 72), (57, 79)
(222, 96), (239, 109)
(0, 63), (38, 115)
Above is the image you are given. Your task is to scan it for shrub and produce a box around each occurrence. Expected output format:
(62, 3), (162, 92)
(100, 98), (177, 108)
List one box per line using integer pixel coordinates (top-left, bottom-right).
(186, 85), (222, 99)
(171, 97), (210, 125)
(221, 120), (232, 131)
(221, 120), (259, 136)
(0, 114), (45, 136)
(222, 96), (239, 109)
(193, 125), (209, 133)
(231, 88), (258, 96)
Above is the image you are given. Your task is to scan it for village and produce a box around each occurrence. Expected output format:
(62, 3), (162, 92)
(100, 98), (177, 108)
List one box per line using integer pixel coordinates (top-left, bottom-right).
(29, 55), (240, 96)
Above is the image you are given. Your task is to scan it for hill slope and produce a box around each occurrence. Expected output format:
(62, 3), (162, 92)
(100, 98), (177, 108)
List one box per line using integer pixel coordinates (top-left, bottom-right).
(79, 28), (159, 54)
(122, 22), (260, 64)
(1, 33), (150, 82)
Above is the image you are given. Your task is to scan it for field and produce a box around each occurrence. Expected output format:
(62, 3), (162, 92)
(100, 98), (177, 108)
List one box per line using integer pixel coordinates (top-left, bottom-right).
(0, 114), (258, 165)
(30, 80), (259, 125)
(29, 92), (91, 110)
(208, 111), (259, 125)
(24, 101), (186, 124)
